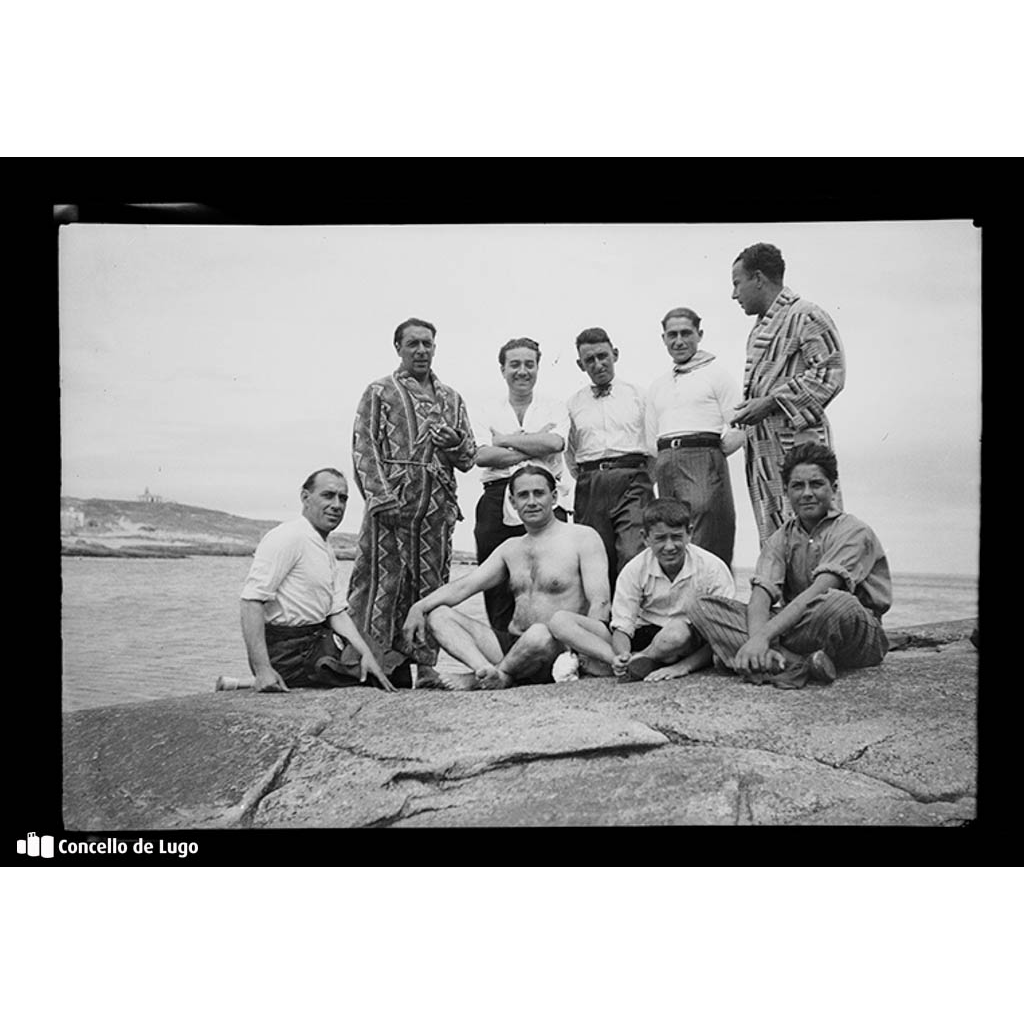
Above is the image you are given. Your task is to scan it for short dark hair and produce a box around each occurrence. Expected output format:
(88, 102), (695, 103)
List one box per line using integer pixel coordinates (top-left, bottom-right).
(781, 443), (838, 486)
(575, 327), (612, 350)
(735, 243), (785, 283)
(509, 463), (557, 495)
(498, 337), (541, 366)
(393, 317), (437, 348)
(661, 307), (702, 332)
(642, 497), (691, 532)
(301, 467), (346, 493)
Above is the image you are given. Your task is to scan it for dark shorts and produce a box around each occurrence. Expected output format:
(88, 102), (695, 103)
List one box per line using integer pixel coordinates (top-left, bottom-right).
(265, 622), (364, 689)
(630, 624), (662, 651)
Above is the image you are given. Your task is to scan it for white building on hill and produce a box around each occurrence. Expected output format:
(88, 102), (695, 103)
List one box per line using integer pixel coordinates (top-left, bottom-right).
(138, 487), (164, 503)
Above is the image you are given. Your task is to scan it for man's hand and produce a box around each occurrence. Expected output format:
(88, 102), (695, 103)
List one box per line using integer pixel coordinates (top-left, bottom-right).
(254, 666), (289, 692)
(360, 652), (396, 692)
(730, 397), (777, 427)
(611, 653), (631, 678)
(404, 604), (428, 648)
(430, 423), (461, 450)
(734, 636), (784, 675)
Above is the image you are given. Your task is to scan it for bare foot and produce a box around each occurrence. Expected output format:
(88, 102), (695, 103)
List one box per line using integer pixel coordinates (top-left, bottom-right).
(475, 665), (513, 690)
(435, 671), (479, 691)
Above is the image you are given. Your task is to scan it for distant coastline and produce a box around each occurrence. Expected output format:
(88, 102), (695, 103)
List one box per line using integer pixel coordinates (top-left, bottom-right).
(59, 496), (478, 563)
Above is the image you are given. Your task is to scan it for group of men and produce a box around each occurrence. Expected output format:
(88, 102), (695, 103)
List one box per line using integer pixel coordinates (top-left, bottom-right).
(235, 242), (890, 695)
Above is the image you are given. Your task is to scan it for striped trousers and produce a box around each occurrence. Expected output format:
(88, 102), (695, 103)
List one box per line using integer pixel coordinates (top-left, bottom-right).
(687, 590), (888, 676)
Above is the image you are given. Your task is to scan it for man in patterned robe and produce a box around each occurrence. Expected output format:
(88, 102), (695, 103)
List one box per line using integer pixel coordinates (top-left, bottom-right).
(348, 317), (476, 687)
(729, 243), (846, 545)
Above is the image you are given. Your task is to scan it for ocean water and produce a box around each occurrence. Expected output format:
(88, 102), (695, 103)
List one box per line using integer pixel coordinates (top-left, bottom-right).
(61, 556), (978, 713)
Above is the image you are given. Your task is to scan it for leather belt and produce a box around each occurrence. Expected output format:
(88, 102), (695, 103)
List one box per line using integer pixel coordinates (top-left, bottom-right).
(578, 454), (648, 474)
(657, 433), (721, 451)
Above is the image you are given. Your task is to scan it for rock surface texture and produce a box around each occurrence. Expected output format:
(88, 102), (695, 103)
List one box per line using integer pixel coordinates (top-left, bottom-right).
(63, 620), (978, 828)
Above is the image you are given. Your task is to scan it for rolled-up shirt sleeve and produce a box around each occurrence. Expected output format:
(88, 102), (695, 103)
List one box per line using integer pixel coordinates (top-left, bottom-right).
(812, 520), (882, 593)
(241, 531), (299, 603)
(749, 531), (787, 606)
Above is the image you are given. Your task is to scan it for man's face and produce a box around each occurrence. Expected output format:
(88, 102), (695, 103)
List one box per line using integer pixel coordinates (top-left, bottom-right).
(576, 341), (618, 387)
(731, 260), (765, 316)
(395, 325), (436, 378)
(301, 472), (348, 536)
(785, 463), (836, 529)
(509, 472), (556, 527)
(501, 346), (539, 394)
(661, 316), (702, 365)
(643, 522), (689, 577)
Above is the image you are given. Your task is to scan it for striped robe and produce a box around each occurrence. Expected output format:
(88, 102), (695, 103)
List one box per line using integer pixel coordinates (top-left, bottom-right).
(348, 368), (476, 671)
(743, 286), (846, 544)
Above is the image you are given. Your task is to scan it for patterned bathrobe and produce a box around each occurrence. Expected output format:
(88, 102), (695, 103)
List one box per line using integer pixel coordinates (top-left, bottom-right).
(348, 368), (476, 671)
(743, 286), (846, 544)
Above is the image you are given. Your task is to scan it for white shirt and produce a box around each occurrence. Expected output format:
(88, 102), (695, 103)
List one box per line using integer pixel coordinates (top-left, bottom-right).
(610, 544), (736, 636)
(240, 516), (349, 626)
(645, 359), (743, 452)
(565, 378), (651, 476)
(472, 391), (571, 521)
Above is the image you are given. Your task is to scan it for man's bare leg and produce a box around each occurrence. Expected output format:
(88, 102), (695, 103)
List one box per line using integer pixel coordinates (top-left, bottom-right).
(425, 606), (505, 690)
(627, 620), (698, 680)
(547, 611), (616, 674)
(479, 623), (563, 690)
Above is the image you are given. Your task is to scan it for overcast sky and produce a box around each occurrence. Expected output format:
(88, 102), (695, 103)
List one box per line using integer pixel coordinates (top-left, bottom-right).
(59, 220), (980, 577)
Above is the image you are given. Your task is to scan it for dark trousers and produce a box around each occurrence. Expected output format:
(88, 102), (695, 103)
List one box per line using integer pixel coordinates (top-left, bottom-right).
(573, 465), (653, 595)
(474, 481), (568, 632)
(264, 622), (364, 688)
(655, 446), (735, 568)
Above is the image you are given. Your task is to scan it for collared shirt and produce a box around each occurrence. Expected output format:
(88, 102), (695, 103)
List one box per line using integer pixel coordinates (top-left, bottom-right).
(565, 378), (650, 476)
(744, 285), (845, 430)
(645, 355), (743, 453)
(472, 391), (571, 522)
(241, 516), (349, 626)
(611, 544), (736, 636)
(750, 509), (891, 618)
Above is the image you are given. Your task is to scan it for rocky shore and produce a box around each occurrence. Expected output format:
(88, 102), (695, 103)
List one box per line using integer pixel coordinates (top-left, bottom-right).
(62, 618), (977, 828)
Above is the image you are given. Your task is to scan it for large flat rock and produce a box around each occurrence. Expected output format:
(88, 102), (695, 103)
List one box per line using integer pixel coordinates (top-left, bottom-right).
(62, 620), (978, 828)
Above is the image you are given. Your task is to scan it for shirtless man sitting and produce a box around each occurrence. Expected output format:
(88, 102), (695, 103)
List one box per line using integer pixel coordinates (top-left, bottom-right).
(403, 464), (610, 689)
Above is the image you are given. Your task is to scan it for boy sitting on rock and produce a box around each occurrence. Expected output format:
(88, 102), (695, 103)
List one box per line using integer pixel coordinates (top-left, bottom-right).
(548, 498), (735, 681)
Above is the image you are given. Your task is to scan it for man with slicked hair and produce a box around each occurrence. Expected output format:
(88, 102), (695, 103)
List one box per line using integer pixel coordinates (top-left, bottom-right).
(729, 242), (846, 545)
(565, 326), (654, 596)
(348, 317), (476, 688)
(236, 468), (393, 693)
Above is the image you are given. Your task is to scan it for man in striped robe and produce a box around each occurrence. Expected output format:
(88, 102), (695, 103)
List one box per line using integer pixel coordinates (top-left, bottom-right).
(729, 243), (846, 545)
(348, 317), (476, 687)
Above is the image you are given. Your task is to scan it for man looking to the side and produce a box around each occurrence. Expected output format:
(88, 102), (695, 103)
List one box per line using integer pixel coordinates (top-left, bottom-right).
(565, 326), (654, 596)
(236, 468), (394, 693)
(729, 242), (846, 545)
(403, 465), (609, 690)
(687, 443), (890, 690)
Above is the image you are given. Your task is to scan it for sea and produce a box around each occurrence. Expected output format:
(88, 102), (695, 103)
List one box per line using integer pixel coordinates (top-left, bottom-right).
(61, 556), (979, 713)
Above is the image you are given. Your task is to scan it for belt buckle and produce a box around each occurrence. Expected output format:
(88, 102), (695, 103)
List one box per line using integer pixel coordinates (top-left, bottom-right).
(598, 459), (613, 471)
(670, 437), (684, 449)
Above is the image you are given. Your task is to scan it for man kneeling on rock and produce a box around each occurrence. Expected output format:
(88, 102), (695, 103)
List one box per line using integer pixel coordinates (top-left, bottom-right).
(548, 498), (735, 681)
(686, 442), (891, 689)
(234, 468), (394, 693)
(402, 464), (610, 689)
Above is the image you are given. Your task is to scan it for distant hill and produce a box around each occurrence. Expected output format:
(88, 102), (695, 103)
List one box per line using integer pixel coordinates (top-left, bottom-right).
(59, 497), (475, 562)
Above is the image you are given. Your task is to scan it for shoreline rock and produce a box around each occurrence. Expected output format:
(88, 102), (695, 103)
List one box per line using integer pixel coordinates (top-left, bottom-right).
(62, 618), (977, 829)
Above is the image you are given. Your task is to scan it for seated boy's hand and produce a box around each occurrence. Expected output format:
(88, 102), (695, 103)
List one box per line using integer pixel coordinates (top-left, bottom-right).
(647, 664), (690, 682)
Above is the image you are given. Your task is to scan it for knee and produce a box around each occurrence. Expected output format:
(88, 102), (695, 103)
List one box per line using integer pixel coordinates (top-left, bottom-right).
(425, 606), (454, 630)
(519, 622), (554, 650)
(547, 610), (575, 639)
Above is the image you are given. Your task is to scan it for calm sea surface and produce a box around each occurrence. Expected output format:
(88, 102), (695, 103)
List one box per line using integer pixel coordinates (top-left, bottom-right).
(61, 556), (978, 712)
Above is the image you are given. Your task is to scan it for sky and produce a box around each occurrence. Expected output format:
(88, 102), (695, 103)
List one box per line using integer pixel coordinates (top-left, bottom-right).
(59, 220), (980, 577)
